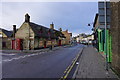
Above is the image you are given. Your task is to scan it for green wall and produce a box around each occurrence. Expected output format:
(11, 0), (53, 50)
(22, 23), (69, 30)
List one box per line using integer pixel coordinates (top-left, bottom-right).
(97, 29), (112, 62)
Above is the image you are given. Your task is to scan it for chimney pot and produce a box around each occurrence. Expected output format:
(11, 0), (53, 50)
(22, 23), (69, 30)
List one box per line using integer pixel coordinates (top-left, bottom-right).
(25, 13), (30, 22)
(59, 28), (62, 32)
(66, 29), (68, 32)
(50, 22), (54, 29)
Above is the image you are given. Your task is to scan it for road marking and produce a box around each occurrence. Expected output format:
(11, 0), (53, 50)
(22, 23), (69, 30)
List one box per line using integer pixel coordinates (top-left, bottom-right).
(59, 48), (83, 80)
(2, 52), (43, 62)
(0, 53), (16, 56)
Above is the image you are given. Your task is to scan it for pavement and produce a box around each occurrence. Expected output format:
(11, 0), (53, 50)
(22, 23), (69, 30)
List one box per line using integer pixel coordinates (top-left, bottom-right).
(2, 44), (84, 78)
(74, 45), (120, 80)
(1, 46), (61, 54)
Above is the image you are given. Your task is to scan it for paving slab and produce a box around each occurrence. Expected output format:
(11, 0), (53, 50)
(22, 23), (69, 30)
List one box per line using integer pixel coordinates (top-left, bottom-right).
(75, 46), (119, 79)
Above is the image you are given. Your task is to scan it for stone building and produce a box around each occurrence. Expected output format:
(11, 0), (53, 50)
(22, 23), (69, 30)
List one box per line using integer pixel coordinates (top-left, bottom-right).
(0, 28), (13, 50)
(110, 1), (120, 76)
(15, 13), (65, 50)
(76, 34), (83, 43)
(62, 29), (72, 45)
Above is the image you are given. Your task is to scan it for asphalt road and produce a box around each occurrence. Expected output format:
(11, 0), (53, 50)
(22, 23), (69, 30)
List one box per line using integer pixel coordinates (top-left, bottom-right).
(2, 44), (84, 78)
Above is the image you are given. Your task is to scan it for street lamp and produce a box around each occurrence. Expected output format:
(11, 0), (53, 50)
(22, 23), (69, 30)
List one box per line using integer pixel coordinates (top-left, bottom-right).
(88, 23), (94, 32)
(104, 0), (109, 71)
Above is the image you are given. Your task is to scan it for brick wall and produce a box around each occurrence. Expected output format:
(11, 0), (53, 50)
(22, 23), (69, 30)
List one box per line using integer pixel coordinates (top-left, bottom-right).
(110, 2), (120, 76)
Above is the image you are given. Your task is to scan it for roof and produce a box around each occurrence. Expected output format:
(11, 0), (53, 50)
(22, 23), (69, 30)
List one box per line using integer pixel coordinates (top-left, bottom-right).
(0, 28), (13, 37)
(29, 22), (65, 39)
(93, 13), (98, 27)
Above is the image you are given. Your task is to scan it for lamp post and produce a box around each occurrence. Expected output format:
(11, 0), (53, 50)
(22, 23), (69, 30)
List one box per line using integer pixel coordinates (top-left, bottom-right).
(104, 0), (108, 71)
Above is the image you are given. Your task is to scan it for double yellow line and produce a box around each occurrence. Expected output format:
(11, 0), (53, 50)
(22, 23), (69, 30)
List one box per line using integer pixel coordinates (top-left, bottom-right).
(59, 48), (83, 80)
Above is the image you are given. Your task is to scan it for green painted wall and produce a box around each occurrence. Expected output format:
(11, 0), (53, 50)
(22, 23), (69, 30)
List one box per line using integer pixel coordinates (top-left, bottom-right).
(98, 29), (102, 52)
(103, 30), (112, 62)
(97, 29), (112, 62)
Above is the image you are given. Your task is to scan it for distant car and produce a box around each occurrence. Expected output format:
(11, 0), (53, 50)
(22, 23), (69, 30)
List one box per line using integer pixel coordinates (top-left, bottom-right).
(81, 40), (88, 45)
(88, 40), (92, 45)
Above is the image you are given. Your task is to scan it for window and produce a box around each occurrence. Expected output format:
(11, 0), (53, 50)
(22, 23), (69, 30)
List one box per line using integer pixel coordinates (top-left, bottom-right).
(2, 42), (6, 47)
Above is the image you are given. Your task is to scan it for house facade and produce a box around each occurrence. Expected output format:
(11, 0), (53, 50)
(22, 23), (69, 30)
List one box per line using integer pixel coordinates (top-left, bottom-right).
(76, 34), (83, 43)
(0, 28), (13, 50)
(62, 30), (72, 45)
(15, 13), (65, 50)
(93, 1), (112, 63)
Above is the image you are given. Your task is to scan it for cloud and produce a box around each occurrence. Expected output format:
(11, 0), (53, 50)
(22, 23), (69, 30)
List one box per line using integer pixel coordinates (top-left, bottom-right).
(1, 2), (97, 35)
(1, 0), (106, 2)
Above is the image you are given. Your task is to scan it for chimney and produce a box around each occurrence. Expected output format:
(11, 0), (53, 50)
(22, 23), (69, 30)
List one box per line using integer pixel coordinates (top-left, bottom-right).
(25, 13), (30, 22)
(50, 22), (54, 29)
(59, 28), (62, 32)
(13, 25), (16, 38)
(66, 29), (68, 32)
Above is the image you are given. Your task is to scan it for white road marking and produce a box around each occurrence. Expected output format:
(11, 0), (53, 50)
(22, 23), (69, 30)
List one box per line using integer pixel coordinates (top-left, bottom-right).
(0, 53), (16, 56)
(2, 52), (44, 62)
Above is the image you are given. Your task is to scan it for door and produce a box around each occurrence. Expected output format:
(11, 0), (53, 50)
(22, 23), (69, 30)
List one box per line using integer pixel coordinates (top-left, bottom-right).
(44, 41), (46, 48)
(12, 40), (15, 49)
(59, 40), (61, 46)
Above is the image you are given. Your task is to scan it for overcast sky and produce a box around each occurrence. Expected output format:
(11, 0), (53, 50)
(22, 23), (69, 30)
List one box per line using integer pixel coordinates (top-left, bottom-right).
(1, 2), (98, 36)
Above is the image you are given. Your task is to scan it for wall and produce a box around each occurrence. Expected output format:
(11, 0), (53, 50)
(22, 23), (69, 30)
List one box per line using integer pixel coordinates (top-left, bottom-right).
(0, 38), (2, 50)
(62, 31), (71, 45)
(2, 38), (12, 50)
(110, 2), (120, 76)
(15, 22), (34, 39)
(15, 22), (35, 50)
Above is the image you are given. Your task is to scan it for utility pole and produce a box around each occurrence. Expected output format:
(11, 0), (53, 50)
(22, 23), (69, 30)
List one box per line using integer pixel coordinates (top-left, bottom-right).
(104, 0), (108, 71)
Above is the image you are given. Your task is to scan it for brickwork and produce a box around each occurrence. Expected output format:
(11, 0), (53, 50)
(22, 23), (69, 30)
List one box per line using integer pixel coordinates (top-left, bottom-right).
(110, 2), (120, 76)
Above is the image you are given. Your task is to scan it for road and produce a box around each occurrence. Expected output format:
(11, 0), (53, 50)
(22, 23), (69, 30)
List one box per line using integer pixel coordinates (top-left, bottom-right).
(2, 44), (84, 78)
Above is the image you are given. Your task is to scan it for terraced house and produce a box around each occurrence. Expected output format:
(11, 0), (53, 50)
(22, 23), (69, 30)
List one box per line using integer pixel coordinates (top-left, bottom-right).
(0, 28), (13, 50)
(14, 13), (66, 50)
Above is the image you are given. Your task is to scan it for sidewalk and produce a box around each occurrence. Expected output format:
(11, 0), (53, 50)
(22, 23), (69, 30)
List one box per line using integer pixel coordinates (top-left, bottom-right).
(1, 45), (73, 54)
(1, 46), (62, 54)
(74, 46), (119, 79)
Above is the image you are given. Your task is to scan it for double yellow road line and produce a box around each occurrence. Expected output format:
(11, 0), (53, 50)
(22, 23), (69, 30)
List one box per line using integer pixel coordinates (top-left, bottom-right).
(59, 48), (84, 80)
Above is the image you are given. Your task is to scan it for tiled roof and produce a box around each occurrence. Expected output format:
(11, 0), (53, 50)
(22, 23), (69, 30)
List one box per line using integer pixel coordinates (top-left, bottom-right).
(0, 28), (13, 37)
(29, 22), (65, 39)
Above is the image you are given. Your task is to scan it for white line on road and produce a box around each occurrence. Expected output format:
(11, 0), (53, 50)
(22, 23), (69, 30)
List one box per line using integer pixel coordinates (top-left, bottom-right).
(0, 53), (16, 56)
(2, 52), (44, 63)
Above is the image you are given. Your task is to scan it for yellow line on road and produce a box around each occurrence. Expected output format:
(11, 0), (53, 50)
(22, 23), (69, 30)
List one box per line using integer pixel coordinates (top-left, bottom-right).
(59, 53), (80, 80)
(59, 49), (84, 80)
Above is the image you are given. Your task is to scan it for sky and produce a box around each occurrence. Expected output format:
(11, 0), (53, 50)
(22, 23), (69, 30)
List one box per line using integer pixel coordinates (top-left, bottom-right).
(0, 1), (99, 37)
